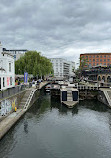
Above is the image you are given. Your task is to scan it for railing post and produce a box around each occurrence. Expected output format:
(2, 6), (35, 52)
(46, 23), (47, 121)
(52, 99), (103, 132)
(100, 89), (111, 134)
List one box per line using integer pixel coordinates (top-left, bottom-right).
(2, 90), (3, 98)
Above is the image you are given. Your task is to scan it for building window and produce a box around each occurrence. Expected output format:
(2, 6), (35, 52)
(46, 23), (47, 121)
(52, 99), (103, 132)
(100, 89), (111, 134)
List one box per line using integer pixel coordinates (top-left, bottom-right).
(104, 63), (106, 65)
(93, 63), (95, 66)
(107, 59), (110, 61)
(104, 59), (106, 62)
(89, 56), (91, 58)
(96, 59), (99, 62)
(97, 55), (99, 58)
(97, 63), (98, 65)
(93, 56), (95, 58)
(104, 55), (106, 58)
(93, 59), (95, 61)
(89, 64), (91, 68)
(10, 77), (12, 85)
(3, 77), (5, 87)
(100, 55), (102, 58)
(89, 60), (91, 62)
(9, 63), (11, 72)
(100, 59), (102, 62)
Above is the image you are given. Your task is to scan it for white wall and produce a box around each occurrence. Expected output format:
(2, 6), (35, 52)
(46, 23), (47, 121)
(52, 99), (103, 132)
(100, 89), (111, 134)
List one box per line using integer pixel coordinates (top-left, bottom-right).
(0, 43), (15, 90)
(50, 58), (75, 79)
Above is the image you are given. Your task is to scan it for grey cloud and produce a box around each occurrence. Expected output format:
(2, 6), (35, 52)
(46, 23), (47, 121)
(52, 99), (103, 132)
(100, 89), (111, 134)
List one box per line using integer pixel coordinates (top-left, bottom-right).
(0, 0), (111, 64)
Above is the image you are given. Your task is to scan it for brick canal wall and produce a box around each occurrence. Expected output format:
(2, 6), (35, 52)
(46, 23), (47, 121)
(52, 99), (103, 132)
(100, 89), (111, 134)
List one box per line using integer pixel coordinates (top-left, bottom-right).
(0, 90), (26, 109)
(79, 90), (98, 100)
(0, 90), (26, 122)
(97, 90), (109, 106)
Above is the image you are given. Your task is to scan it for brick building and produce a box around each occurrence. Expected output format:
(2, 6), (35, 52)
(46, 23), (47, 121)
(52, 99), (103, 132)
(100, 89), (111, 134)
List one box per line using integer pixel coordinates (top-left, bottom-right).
(80, 53), (111, 68)
(82, 65), (111, 86)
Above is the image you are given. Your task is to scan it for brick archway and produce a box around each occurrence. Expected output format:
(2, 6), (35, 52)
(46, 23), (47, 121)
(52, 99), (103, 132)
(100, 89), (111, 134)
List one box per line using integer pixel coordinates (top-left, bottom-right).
(98, 75), (101, 81)
(107, 75), (111, 83)
(102, 76), (105, 82)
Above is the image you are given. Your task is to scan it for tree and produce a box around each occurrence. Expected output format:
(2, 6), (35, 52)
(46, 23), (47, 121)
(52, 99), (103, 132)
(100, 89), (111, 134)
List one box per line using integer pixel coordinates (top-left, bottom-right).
(15, 51), (53, 78)
(75, 57), (88, 79)
(79, 56), (88, 71)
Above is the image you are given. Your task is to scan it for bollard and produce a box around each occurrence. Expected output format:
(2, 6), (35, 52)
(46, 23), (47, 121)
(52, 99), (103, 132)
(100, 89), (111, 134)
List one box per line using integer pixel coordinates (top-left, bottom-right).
(15, 107), (17, 112)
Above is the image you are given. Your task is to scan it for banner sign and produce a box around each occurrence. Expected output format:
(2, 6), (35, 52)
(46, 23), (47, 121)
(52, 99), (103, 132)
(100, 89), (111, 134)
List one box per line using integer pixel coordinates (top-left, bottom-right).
(24, 72), (28, 83)
(7, 77), (10, 86)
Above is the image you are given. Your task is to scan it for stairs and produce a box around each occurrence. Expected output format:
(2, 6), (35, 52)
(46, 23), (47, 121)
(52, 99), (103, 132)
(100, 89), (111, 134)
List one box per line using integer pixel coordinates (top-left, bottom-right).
(19, 88), (36, 110)
(24, 89), (36, 110)
(100, 89), (111, 107)
(104, 90), (111, 107)
(67, 90), (73, 101)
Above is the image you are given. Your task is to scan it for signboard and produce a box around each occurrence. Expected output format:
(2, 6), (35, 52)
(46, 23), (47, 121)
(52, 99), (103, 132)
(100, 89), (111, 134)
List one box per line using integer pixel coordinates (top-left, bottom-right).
(24, 72), (28, 83)
(1, 100), (12, 116)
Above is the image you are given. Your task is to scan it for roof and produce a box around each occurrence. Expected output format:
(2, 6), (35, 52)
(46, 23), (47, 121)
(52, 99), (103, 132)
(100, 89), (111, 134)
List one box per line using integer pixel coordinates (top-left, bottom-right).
(61, 87), (78, 91)
(80, 53), (111, 55)
(3, 48), (27, 51)
(2, 52), (14, 57)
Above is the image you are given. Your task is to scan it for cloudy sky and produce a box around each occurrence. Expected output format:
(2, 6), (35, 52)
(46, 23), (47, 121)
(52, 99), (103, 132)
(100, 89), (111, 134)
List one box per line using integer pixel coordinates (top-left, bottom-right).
(1, 0), (111, 67)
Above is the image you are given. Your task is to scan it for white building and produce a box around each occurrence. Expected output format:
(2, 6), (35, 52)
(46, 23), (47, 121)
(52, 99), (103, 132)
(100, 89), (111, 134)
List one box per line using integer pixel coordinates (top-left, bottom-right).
(0, 42), (15, 90)
(50, 58), (75, 79)
(3, 48), (27, 60)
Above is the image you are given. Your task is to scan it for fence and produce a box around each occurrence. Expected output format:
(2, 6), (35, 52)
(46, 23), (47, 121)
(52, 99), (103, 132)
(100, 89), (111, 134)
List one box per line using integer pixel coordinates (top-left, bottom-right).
(0, 83), (32, 100)
(87, 80), (111, 88)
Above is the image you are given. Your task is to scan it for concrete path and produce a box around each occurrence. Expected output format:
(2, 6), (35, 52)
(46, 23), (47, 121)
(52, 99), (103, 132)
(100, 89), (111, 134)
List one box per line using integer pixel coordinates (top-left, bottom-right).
(0, 109), (25, 139)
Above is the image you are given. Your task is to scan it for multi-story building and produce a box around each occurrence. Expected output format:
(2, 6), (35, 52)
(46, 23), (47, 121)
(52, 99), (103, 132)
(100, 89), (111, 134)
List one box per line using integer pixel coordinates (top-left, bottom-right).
(50, 58), (75, 79)
(82, 65), (111, 86)
(3, 48), (28, 60)
(80, 53), (111, 68)
(0, 43), (15, 90)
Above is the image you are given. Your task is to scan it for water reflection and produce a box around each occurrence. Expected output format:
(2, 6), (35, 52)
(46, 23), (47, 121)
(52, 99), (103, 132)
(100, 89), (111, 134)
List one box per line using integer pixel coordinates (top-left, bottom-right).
(79, 99), (109, 112)
(0, 91), (111, 158)
(24, 119), (28, 134)
(50, 95), (108, 116)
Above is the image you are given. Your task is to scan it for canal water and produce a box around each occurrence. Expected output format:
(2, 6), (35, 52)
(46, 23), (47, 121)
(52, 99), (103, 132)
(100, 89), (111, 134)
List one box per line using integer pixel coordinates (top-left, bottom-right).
(1, 90), (111, 158)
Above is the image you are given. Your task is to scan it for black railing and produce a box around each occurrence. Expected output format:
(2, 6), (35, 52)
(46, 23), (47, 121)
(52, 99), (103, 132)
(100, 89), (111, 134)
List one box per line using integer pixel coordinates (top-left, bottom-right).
(0, 83), (32, 100)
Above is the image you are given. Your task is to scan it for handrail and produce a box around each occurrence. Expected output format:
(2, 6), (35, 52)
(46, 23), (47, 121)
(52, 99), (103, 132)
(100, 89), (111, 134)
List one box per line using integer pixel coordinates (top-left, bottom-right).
(24, 89), (36, 110)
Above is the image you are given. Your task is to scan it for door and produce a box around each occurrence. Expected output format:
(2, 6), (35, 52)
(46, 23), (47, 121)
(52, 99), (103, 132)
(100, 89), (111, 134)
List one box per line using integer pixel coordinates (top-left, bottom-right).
(72, 91), (78, 101)
(62, 91), (67, 101)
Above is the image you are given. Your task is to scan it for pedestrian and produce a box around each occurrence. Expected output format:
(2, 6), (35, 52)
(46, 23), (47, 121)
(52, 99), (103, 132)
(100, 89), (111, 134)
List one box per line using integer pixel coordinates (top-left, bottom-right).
(18, 80), (20, 85)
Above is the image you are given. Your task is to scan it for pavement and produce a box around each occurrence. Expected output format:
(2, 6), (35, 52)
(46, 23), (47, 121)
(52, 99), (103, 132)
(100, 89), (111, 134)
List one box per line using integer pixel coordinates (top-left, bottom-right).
(0, 109), (25, 140)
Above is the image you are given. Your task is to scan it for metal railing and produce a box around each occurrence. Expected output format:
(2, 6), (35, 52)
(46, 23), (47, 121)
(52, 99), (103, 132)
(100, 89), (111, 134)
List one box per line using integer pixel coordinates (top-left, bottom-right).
(24, 89), (36, 110)
(0, 83), (32, 100)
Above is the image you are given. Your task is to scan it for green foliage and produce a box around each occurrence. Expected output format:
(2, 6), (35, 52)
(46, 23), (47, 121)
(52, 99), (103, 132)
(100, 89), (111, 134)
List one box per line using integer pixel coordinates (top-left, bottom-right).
(75, 57), (88, 78)
(79, 56), (88, 70)
(15, 51), (53, 77)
